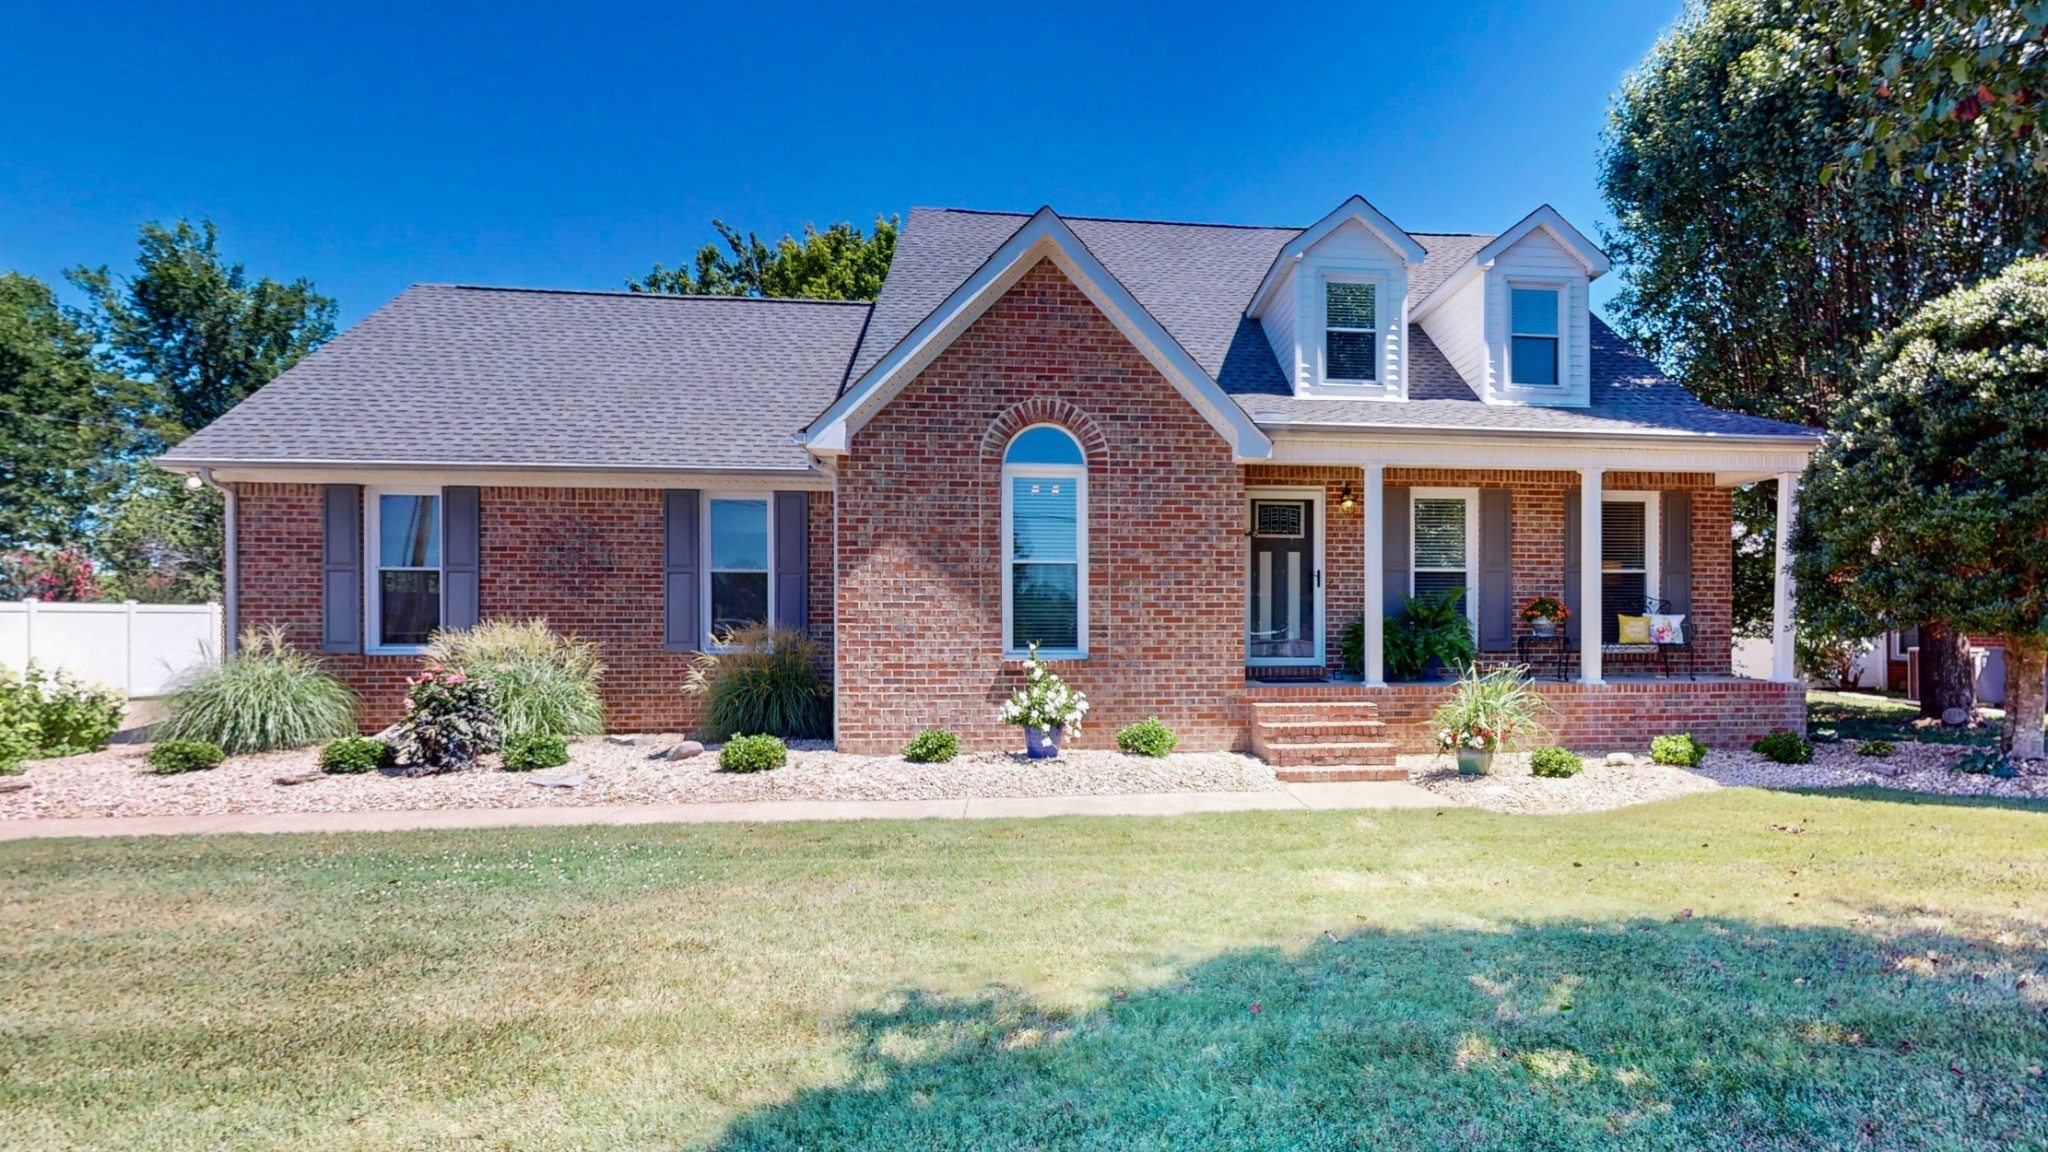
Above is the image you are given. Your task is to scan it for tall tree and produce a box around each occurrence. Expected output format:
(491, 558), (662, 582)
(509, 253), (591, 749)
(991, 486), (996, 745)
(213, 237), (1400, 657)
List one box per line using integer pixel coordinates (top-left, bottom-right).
(1790, 0), (2048, 182)
(631, 216), (898, 301)
(1792, 256), (2048, 760)
(68, 219), (337, 442)
(67, 220), (336, 601)
(0, 274), (133, 549)
(1602, 0), (2048, 711)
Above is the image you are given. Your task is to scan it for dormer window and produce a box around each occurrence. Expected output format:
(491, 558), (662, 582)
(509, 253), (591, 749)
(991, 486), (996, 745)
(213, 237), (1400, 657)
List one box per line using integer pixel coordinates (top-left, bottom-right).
(1324, 281), (1377, 382)
(1509, 287), (1560, 387)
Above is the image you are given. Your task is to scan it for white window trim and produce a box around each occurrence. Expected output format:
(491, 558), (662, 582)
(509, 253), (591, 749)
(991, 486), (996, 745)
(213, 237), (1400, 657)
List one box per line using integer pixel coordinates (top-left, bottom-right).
(1320, 273), (1381, 386)
(700, 490), (776, 652)
(1409, 487), (1479, 629)
(1245, 485), (1326, 669)
(1601, 490), (1661, 603)
(1507, 280), (1567, 390)
(1000, 425), (1089, 660)
(363, 486), (442, 656)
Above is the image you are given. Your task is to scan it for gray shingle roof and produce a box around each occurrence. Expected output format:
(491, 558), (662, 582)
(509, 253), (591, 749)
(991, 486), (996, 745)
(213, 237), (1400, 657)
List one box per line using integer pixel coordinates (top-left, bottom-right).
(166, 204), (1814, 473)
(862, 209), (1816, 441)
(161, 285), (872, 472)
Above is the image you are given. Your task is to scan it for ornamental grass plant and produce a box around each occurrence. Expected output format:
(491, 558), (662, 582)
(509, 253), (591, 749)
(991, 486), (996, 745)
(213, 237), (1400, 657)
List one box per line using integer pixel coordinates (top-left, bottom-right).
(157, 626), (356, 755)
(426, 619), (605, 739)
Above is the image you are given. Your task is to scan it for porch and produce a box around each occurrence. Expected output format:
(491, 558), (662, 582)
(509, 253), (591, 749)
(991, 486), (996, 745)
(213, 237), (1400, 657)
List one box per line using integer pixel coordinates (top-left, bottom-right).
(1245, 672), (1806, 757)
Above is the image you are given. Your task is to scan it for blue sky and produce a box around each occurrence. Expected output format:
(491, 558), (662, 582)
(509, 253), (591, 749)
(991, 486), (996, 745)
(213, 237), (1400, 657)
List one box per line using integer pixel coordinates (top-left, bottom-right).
(1, 1), (1680, 326)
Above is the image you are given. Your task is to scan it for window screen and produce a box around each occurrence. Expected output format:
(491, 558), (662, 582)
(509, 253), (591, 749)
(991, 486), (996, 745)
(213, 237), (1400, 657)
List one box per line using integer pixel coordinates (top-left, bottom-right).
(1325, 282), (1377, 381)
(1412, 496), (1469, 612)
(1601, 500), (1649, 642)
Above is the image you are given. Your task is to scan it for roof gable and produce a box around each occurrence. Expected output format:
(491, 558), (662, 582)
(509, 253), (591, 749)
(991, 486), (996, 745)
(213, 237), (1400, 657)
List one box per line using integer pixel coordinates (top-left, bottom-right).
(802, 208), (1272, 459)
(1245, 196), (1428, 319)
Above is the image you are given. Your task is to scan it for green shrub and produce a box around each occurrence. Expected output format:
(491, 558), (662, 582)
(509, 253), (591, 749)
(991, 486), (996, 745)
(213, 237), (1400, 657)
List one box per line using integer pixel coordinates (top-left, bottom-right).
(1340, 618), (1366, 677)
(1952, 748), (2019, 778)
(902, 728), (959, 763)
(158, 625), (356, 754)
(1856, 739), (1896, 758)
(426, 619), (605, 738)
(720, 733), (787, 773)
(1751, 729), (1814, 764)
(0, 661), (125, 766)
(397, 664), (500, 772)
(1650, 733), (1708, 767)
(1116, 717), (1178, 757)
(683, 624), (832, 742)
(147, 738), (224, 774)
(24, 662), (125, 755)
(1529, 746), (1583, 778)
(0, 669), (42, 774)
(503, 732), (570, 772)
(319, 736), (395, 775)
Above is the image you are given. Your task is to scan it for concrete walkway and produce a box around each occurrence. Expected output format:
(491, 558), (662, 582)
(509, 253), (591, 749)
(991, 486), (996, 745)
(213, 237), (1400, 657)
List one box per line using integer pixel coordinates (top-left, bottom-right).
(0, 780), (1442, 841)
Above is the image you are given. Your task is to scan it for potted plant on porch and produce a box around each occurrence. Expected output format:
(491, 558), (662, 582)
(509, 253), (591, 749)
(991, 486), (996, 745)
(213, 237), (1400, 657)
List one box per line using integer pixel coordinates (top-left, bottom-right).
(1000, 644), (1090, 758)
(1520, 595), (1571, 638)
(1432, 664), (1548, 775)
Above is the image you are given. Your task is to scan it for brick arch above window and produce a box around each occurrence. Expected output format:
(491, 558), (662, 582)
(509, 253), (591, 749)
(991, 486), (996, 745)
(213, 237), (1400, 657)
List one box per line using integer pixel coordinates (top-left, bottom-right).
(978, 400), (1110, 466)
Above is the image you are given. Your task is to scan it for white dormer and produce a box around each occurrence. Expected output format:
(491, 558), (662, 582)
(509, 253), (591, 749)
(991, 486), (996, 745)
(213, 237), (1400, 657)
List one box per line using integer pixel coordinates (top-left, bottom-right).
(1247, 196), (1427, 402)
(1413, 205), (1611, 408)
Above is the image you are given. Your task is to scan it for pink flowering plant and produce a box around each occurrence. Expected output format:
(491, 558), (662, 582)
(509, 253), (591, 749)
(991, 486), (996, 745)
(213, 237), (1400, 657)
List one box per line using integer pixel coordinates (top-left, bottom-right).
(397, 662), (501, 772)
(1, 549), (104, 602)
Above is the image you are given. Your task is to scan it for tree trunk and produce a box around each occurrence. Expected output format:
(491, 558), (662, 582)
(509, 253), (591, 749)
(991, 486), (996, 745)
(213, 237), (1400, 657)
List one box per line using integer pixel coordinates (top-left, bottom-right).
(2005, 639), (2046, 763)
(1916, 620), (1975, 720)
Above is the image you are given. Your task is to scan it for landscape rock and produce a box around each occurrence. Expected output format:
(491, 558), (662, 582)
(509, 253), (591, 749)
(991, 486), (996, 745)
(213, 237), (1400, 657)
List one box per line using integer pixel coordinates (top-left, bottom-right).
(273, 772), (325, 786)
(1942, 707), (1969, 727)
(0, 778), (29, 793)
(529, 771), (587, 788)
(1604, 752), (1637, 767)
(606, 734), (659, 747)
(656, 740), (706, 761)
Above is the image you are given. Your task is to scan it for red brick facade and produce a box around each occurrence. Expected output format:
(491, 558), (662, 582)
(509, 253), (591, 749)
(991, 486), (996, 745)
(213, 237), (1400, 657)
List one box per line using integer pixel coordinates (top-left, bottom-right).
(231, 268), (1788, 755)
(234, 483), (832, 732)
(833, 259), (1248, 754)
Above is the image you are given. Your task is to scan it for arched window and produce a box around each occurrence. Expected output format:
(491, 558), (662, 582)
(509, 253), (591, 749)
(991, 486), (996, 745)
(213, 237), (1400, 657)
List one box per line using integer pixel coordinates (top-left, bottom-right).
(1001, 425), (1087, 657)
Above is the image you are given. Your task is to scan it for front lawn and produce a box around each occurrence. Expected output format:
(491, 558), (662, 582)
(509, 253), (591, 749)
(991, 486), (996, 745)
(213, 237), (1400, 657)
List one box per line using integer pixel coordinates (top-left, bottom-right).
(4, 792), (2046, 1150)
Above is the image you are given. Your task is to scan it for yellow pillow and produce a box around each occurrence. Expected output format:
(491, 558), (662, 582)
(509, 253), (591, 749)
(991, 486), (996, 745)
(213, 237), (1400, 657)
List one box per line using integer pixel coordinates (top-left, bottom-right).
(1616, 615), (1652, 644)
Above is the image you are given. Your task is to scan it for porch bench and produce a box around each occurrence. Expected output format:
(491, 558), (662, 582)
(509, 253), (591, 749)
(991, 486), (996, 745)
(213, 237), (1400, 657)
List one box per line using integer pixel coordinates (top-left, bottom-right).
(1600, 595), (1694, 680)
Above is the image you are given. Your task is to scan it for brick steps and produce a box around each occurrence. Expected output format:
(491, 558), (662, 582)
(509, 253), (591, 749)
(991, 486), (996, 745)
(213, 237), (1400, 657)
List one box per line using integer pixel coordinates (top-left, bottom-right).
(1248, 696), (1403, 781)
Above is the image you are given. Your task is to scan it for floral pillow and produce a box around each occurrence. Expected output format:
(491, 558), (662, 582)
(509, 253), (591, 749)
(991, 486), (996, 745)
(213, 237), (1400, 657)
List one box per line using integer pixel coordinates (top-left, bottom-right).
(1648, 614), (1687, 645)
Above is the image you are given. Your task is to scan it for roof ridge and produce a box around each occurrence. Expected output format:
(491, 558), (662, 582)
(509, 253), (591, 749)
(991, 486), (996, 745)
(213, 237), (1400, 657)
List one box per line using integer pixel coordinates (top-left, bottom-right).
(922, 206), (1303, 233)
(423, 283), (875, 307)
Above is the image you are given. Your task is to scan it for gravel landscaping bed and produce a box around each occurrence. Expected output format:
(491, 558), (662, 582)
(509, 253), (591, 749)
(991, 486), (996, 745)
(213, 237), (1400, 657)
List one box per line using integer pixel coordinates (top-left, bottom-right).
(0, 739), (1284, 820)
(1413, 740), (2048, 814)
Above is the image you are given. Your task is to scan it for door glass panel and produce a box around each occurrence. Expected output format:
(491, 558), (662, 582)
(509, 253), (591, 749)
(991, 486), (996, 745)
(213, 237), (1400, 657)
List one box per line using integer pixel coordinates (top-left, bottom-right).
(1248, 500), (1316, 661)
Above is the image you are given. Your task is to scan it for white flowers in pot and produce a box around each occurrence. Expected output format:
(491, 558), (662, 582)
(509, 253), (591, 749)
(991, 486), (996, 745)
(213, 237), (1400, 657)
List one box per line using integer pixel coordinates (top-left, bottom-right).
(999, 644), (1089, 758)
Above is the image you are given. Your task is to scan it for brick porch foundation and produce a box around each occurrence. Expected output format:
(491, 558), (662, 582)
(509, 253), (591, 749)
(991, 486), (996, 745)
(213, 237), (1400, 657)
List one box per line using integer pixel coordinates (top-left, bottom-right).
(1350, 676), (1806, 755)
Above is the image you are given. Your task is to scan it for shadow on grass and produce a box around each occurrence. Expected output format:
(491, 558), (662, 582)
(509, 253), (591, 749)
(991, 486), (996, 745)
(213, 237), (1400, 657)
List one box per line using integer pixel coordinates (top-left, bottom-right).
(709, 918), (2046, 1151)
(1773, 785), (2048, 813)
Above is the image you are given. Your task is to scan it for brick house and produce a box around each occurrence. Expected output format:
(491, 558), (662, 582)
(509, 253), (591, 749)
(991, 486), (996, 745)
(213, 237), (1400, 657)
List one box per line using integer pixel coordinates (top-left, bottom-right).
(159, 199), (1819, 767)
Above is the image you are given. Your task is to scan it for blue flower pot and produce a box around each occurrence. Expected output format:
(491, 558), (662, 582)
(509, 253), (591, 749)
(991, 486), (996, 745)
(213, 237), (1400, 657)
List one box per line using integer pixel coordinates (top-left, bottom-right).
(1456, 748), (1493, 776)
(1024, 726), (1064, 759)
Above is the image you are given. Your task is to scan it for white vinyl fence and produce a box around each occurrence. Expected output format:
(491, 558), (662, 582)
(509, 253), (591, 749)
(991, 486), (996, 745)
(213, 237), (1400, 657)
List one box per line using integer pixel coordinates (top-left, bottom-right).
(0, 600), (223, 698)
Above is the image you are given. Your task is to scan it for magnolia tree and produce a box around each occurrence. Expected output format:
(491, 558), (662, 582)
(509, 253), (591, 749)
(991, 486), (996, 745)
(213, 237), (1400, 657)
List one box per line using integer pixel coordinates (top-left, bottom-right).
(1792, 257), (2048, 760)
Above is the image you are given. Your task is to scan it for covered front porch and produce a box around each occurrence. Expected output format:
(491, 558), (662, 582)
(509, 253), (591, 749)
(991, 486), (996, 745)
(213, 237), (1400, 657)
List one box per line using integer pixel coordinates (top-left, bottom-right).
(1235, 436), (1810, 757)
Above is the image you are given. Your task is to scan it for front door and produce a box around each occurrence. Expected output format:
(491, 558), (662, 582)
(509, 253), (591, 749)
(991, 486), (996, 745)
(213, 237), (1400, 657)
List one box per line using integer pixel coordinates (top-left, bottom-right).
(1247, 494), (1321, 666)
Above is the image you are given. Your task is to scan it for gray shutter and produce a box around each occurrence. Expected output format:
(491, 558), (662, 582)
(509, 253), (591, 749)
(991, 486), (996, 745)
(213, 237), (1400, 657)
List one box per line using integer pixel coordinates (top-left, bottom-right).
(1661, 491), (1692, 615)
(1479, 489), (1512, 648)
(1382, 485), (1410, 618)
(1563, 491), (1581, 643)
(663, 490), (701, 652)
(441, 486), (480, 632)
(773, 491), (810, 633)
(321, 484), (362, 654)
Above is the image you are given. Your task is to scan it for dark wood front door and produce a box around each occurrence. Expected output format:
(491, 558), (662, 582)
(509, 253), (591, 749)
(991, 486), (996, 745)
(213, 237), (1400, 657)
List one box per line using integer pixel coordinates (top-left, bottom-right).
(1248, 497), (1318, 664)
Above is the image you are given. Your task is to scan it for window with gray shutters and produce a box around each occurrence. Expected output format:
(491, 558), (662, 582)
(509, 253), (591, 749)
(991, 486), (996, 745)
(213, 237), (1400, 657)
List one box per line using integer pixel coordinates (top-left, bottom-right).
(1411, 495), (1472, 614)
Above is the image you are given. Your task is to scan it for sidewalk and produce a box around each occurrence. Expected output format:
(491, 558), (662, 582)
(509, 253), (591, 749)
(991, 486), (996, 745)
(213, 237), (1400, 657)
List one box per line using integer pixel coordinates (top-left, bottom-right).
(0, 780), (1442, 841)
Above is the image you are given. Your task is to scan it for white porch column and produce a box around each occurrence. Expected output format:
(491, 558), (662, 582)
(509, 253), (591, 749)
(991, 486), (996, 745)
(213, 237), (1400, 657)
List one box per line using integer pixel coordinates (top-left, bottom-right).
(1362, 463), (1386, 686)
(1771, 471), (1800, 682)
(1579, 467), (1604, 684)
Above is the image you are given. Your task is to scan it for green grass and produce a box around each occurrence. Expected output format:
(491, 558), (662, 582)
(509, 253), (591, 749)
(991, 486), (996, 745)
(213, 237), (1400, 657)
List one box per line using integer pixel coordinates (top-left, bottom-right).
(1808, 689), (2009, 747)
(4, 791), (2047, 1150)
